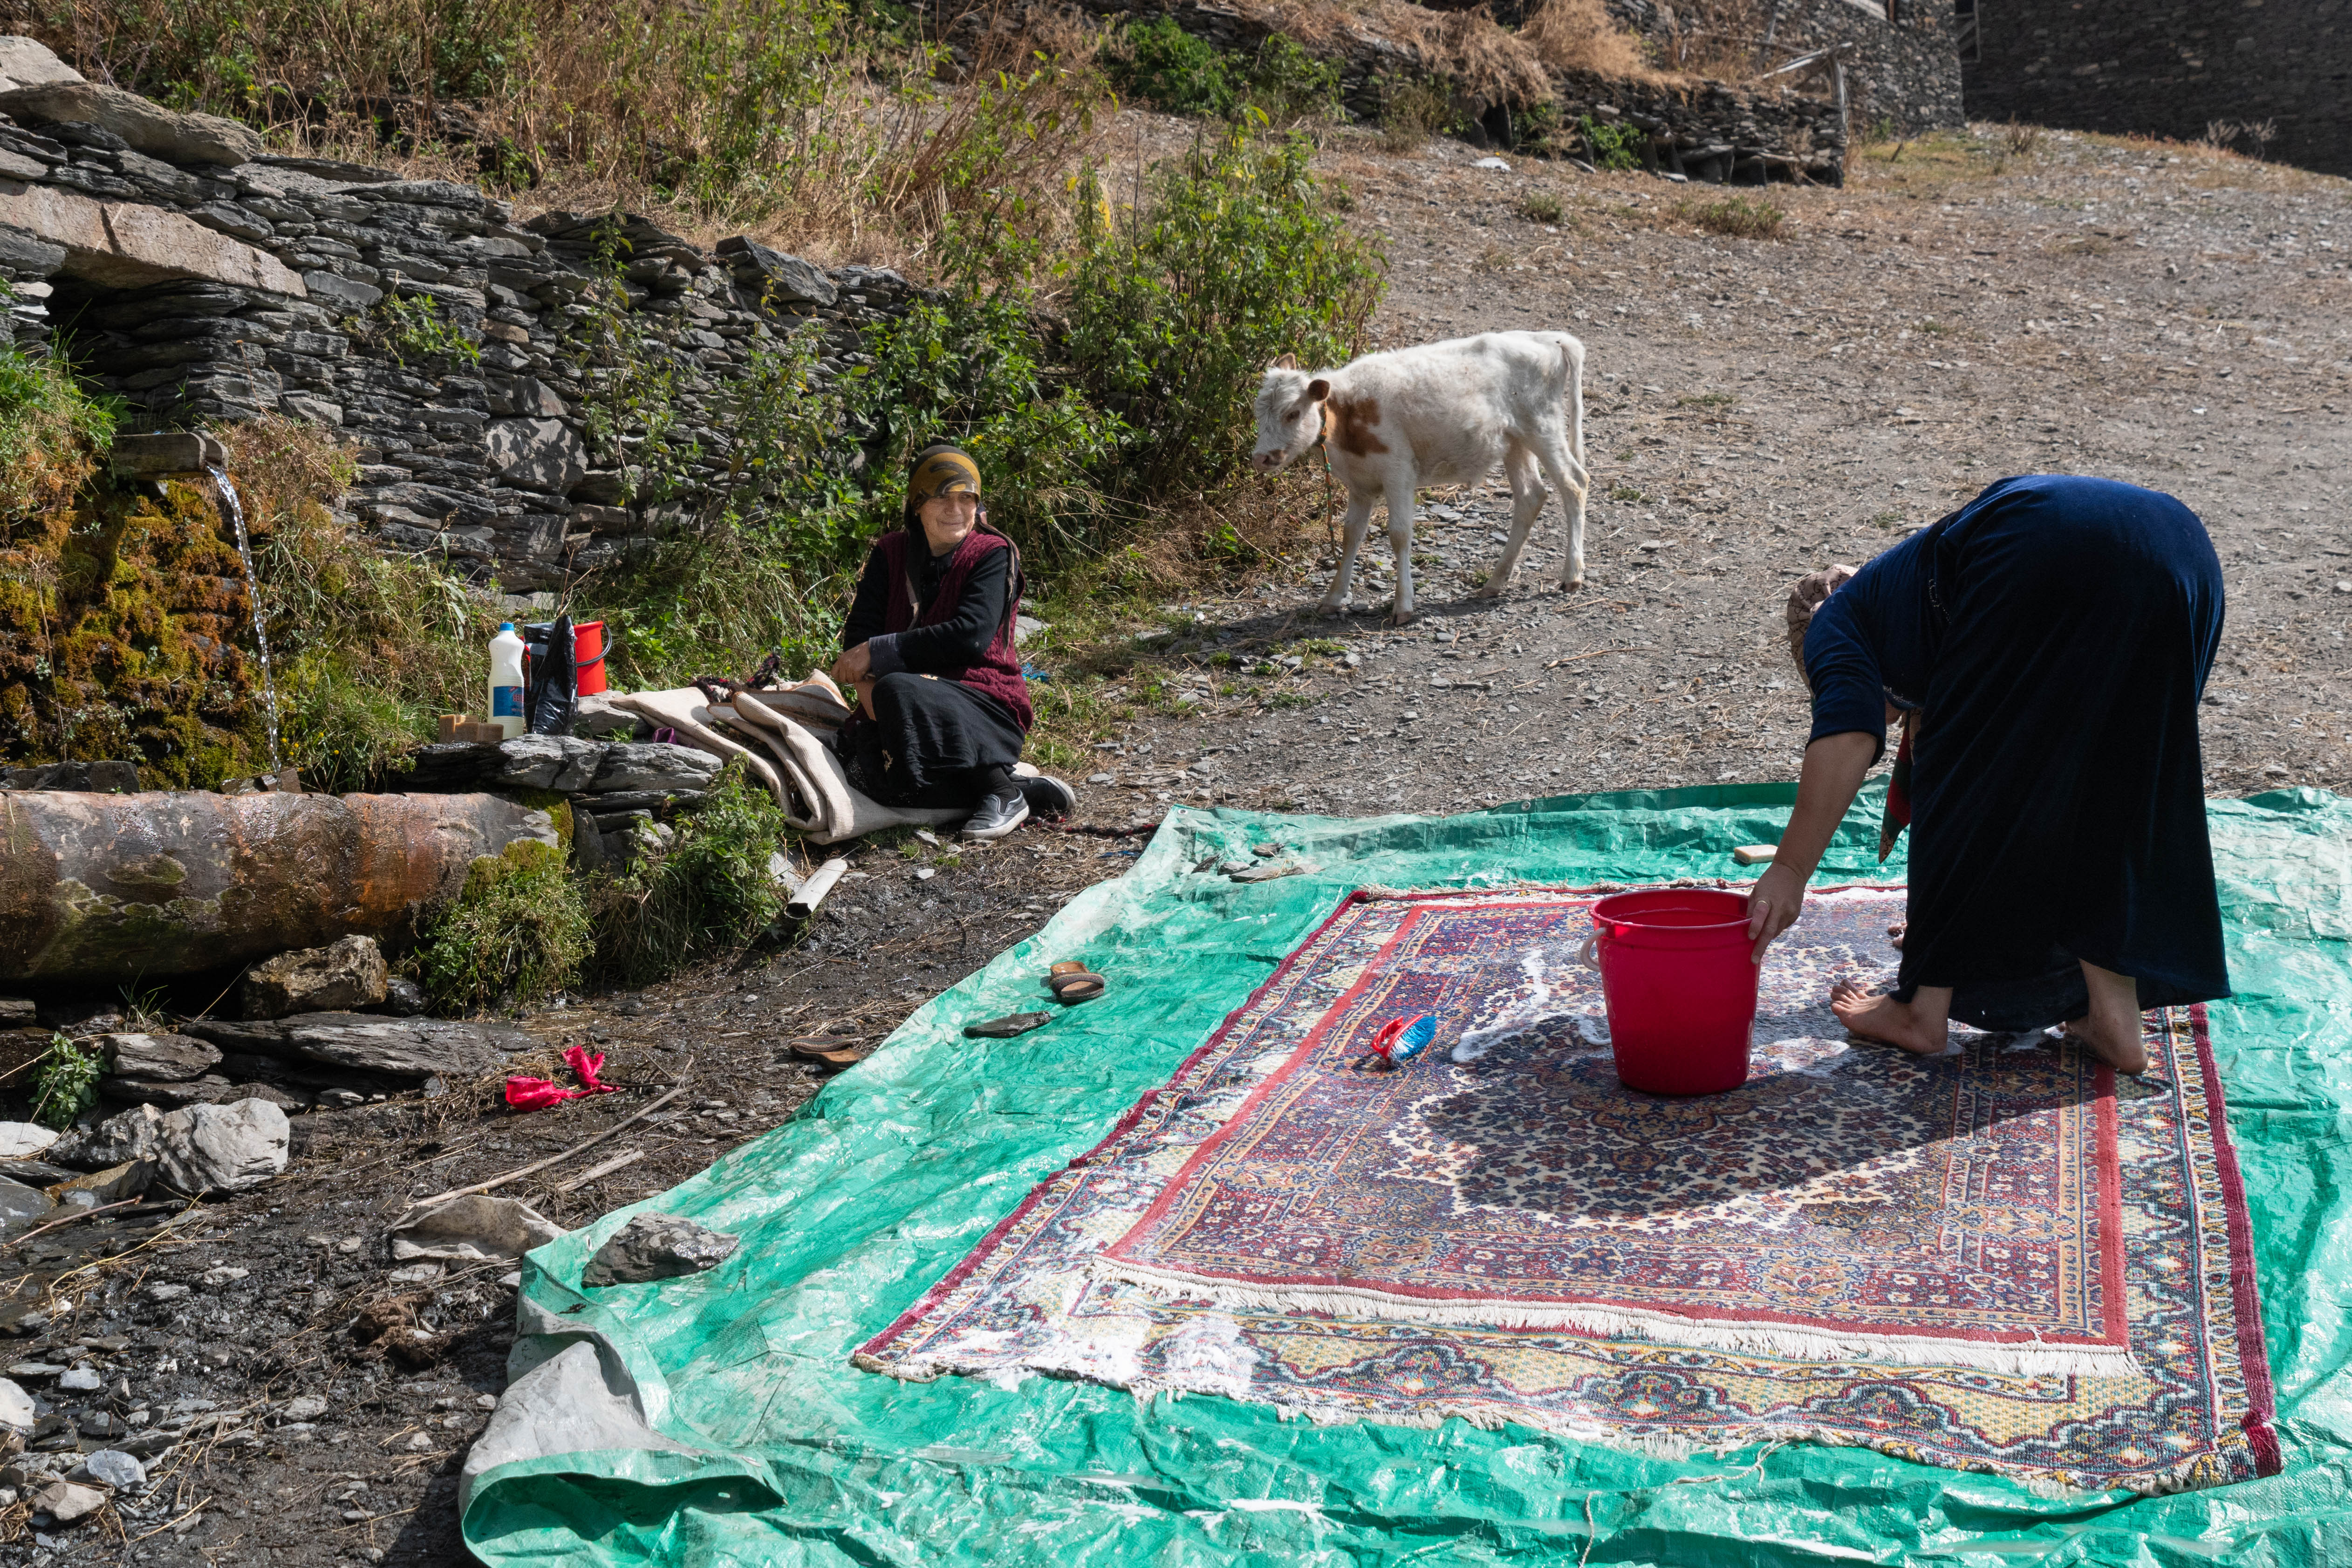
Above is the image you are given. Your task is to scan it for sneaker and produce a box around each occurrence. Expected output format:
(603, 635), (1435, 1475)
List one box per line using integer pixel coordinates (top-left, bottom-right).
(963, 787), (1030, 841)
(1018, 774), (1076, 821)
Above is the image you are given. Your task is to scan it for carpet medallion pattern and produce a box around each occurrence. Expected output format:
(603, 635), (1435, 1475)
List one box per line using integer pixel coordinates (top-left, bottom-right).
(858, 888), (2279, 1493)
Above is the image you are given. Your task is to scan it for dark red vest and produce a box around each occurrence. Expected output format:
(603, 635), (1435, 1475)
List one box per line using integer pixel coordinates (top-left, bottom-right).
(872, 527), (1032, 730)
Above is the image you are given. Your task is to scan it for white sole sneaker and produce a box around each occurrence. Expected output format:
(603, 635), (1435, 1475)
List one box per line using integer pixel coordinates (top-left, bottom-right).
(962, 794), (1031, 841)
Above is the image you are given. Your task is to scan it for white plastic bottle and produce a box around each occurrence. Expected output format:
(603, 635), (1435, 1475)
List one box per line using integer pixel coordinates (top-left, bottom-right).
(489, 623), (526, 739)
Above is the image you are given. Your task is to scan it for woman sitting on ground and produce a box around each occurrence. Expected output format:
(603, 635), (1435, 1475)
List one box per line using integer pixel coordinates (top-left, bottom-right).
(1748, 473), (2229, 1074)
(830, 445), (1074, 841)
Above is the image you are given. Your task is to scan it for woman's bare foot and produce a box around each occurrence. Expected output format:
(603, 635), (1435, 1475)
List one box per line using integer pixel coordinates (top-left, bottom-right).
(1887, 922), (1906, 951)
(2062, 960), (2148, 1074)
(1831, 979), (1952, 1055)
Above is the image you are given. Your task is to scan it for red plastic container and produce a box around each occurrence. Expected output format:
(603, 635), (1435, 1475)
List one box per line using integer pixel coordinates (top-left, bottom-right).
(574, 621), (607, 696)
(1585, 889), (1759, 1096)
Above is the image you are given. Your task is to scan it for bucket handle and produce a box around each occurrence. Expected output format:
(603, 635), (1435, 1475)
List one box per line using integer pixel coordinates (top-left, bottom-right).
(1577, 933), (1601, 971)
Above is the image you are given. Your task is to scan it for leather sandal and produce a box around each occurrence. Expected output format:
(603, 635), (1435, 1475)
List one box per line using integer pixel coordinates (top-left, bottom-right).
(1047, 961), (1106, 1002)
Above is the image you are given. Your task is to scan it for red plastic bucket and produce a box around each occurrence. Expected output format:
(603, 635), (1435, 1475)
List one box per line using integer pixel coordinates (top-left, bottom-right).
(574, 621), (607, 696)
(1584, 889), (1758, 1096)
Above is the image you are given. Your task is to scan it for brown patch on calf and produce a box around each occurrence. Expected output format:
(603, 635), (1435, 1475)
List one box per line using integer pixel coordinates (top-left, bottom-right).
(1325, 395), (1390, 457)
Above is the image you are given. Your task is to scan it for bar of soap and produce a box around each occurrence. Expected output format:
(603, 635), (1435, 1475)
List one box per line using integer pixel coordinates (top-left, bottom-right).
(1731, 844), (1778, 866)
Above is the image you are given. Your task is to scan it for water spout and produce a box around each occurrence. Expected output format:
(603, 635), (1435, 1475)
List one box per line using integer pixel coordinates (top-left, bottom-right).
(208, 466), (282, 775)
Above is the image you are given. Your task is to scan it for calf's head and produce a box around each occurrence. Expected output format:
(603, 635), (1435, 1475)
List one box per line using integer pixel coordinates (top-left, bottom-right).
(1250, 355), (1328, 474)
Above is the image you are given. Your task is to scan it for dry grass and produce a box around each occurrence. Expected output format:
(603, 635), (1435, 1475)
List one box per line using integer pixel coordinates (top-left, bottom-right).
(1675, 193), (1787, 239)
(1640, 0), (1763, 81)
(33, 0), (1114, 260)
(1519, 0), (1650, 79)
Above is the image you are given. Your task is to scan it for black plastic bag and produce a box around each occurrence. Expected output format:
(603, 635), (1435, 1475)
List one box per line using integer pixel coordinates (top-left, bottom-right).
(523, 616), (577, 735)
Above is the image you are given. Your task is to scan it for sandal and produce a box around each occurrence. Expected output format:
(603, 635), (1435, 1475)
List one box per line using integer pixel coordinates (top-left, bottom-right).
(1047, 961), (1107, 1003)
(964, 1011), (1052, 1039)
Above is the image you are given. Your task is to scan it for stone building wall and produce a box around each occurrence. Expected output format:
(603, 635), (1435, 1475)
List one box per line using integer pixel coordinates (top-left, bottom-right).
(0, 43), (932, 592)
(1602, 0), (1963, 137)
(1959, 0), (2352, 177)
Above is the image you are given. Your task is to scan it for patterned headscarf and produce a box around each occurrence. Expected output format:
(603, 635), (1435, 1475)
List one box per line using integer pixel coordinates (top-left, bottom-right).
(1783, 563), (1859, 679)
(905, 445), (982, 518)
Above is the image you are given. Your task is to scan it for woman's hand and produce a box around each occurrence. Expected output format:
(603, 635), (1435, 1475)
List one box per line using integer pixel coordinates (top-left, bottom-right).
(1746, 861), (1807, 965)
(829, 644), (873, 690)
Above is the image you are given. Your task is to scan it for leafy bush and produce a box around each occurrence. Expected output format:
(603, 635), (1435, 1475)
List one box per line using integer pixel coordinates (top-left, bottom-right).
(593, 762), (791, 984)
(1110, 20), (1339, 125)
(1578, 114), (1644, 171)
(1065, 124), (1382, 497)
(414, 840), (594, 1012)
(368, 293), (483, 369)
(31, 1032), (102, 1129)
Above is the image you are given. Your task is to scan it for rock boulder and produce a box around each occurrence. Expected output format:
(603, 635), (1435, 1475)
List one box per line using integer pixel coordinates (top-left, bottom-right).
(100, 1032), (222, 1082)
(240, 935), (389, 1019)
(590, 743), (723, 795)
(48, 1103), (165, 1170)
(491, 735), (607, 792)
(185, 1013), (532, 1083)
(154, 1098), (287, 1194)
(582, 1213), (740, 1287)
(0, 1122), (56, 1160)
(0, 80), (262, 164)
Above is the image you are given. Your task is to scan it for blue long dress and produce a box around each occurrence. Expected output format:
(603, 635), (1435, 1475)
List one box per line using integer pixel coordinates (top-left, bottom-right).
(1802, 474), (2229, 1030)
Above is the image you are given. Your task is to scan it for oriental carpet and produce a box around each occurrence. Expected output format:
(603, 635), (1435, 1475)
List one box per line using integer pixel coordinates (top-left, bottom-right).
(857, 887), (2278, 1494)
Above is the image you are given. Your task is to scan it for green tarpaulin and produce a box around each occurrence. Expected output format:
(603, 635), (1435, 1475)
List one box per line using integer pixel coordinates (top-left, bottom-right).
(461, 783), (2352, 1566)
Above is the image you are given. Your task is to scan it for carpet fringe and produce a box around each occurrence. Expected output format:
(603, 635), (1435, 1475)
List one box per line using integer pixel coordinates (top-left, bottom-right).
(1096, 1262), (2146, 1382)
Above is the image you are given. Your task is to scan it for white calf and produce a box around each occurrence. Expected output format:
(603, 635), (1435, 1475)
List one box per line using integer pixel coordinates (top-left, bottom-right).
(1250, 330), (1590, 625)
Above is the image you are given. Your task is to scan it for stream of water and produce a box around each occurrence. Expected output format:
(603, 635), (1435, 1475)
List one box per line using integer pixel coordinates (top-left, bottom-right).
(209, 466), (282, 775)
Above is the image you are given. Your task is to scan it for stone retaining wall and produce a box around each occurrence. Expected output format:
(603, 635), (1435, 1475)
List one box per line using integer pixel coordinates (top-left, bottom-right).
(0, 40), (933, 591)
(1014, 0), (1848, 182)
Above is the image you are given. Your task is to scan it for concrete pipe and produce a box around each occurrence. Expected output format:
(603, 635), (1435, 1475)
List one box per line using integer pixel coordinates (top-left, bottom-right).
(0, 791), (560, 985)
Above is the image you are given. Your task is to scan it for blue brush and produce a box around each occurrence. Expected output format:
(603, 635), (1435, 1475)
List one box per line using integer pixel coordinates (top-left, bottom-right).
(1392, 1015), (1437, 1062)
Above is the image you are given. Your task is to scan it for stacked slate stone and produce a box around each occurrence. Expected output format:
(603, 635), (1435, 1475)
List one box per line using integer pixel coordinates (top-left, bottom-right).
(0, 37), (935, 592)
(390, 731), (724, 871)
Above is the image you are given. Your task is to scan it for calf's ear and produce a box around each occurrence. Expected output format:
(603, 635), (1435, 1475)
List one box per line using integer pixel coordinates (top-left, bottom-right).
(1269, 353), (1299, 370)
(1306, 378), (1330, 401)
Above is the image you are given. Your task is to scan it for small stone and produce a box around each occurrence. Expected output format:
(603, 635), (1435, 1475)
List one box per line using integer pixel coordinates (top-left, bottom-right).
(913, 867), (936, 882)
(0, 1123), (57, 1160)
(200, 1266), (249, 1286)
(0, 1378), (30, 1429)
(376, 977), (428, 1017)
(241, 936), (388, 1020)
(99, 1033), (221, 1082)
(2335, 580), (2352, 594)
(1087, 773), (1114, 785)
(284, 1395), (328, 1422)
(45, 1161), (150, 1206)
(406, 1431), (434, 1451)
(581, 1213), (740, 1287)
(58, 1366), (101, 1391)
(31, 1478), (106, 1523)
(0, 1178), (52, 1224)
(144, 1283), (189, 1301)
(70, 1449), (142, 1490)
(475, 1394), (497, 1411)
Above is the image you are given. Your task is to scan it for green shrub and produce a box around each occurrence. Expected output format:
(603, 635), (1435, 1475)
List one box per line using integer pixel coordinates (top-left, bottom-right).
(1065, 124), (1383, 497)
(31, 1033), (102, 1130)
(414, 841), (594, 1012)
(0, 328), (116, 523)
(1518, 190), (1565, 224)
(594, 762), (791, 984)
(1578, 114), (1644, 171)
(1110, 20), (1339, 125)
(1114, 16), (1233, 116)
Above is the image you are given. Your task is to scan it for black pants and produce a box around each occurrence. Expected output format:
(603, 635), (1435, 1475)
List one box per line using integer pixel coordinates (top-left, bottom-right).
(838, 673), (1025, 808)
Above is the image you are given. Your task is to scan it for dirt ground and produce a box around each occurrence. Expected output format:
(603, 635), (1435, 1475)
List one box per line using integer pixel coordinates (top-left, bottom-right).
(16, 118), (2349, 1567)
